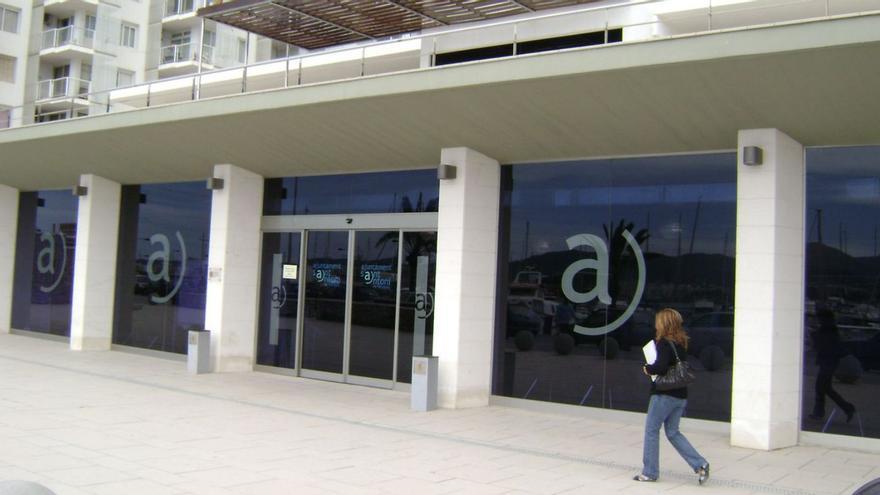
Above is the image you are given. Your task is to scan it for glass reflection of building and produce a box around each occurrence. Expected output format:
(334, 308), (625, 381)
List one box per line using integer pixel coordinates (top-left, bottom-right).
(494, 153), (736, 421)
(113, 182), (212, 354)
(802, 146), (880, 439)
(11, 190), (79, 337)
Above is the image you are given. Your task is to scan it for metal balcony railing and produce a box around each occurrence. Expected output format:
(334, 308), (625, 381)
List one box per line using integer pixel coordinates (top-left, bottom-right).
(160, 43), (215, 65)
(36, 77), (91, 100)
(41, 26), (95, 50)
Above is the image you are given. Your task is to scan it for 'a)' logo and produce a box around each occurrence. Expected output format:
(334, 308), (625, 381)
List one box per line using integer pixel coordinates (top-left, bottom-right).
(561, 230), (646, 336)
(147, 231), (187, 304)
(37, 231), (67, 293)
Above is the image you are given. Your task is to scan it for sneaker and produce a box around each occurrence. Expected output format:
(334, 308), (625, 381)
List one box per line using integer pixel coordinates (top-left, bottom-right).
(697, 463), (710, 485)
(633, 474), (656, 482)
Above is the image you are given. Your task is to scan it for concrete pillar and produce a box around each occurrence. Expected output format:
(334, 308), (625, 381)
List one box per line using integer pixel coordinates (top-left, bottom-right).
(0, 185), (19, 334)
(204, 164), (263, 372)
(70, 175), (121, 350)
(731, 129), (805, 450)
(434, 147), (501, 408)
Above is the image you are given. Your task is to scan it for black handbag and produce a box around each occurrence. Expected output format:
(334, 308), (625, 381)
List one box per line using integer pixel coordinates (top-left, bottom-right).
(654, 341), (696, 391)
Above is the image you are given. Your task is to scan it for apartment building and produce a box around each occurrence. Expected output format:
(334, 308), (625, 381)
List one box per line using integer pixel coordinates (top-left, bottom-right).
(0, 0), (278, 126)
(2, 0), (880, 454)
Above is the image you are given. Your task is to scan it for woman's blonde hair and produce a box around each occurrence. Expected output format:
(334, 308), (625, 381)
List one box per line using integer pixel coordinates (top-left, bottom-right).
(654, 308), (689, 350)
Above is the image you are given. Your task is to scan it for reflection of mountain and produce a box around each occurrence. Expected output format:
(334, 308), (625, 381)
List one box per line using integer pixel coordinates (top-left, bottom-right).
(806, 242), (880, 302)
(510, 250), (735, 287)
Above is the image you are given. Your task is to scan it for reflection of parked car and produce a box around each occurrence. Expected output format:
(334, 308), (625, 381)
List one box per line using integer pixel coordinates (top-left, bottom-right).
(507, 301), (543, 336)
(837, 316), (880, 371)
(687, 312), (734, 357)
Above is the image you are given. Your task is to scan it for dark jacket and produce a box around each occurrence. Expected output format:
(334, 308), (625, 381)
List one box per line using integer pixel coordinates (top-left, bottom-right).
(645, 338), (688, 399)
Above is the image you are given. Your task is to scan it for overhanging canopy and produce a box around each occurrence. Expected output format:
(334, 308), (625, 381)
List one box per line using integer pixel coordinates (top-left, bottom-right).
(198, 0), (597, 49)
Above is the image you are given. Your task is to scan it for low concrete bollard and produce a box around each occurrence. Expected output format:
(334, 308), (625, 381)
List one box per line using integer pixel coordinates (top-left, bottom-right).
(411, 355), (438, 412)
(187, 328), (211, 374)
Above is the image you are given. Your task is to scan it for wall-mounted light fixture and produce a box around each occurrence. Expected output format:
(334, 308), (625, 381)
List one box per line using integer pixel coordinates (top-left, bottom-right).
(206, 177), (225, 190)
(71, 185), (88, 197)
(743, 146), (763, 166)
(437, 164), (457, 180)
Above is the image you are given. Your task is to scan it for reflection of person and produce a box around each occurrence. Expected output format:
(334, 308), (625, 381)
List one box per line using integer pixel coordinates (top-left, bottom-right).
(554, 301), (575, 335)
(809, 309), (856, 422)
(634, 308), (710, 485)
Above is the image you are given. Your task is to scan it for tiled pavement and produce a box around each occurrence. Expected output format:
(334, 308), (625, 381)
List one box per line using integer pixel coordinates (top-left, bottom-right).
(0, 333), (877, 495)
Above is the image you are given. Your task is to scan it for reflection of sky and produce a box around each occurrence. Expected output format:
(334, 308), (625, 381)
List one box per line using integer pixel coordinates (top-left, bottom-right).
(35, 190), (78, 233)
(807, 146), (880, 257)
(136, 182), (212, 262)
(272, 170), (438, 215)
(508, 154), (736, 261)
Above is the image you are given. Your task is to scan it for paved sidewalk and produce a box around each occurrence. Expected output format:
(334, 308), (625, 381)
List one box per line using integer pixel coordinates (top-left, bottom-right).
(0, 333), (877, 495)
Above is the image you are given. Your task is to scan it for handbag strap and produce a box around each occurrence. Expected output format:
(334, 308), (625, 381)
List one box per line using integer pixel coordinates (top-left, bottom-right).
(668, 340), (681, 363)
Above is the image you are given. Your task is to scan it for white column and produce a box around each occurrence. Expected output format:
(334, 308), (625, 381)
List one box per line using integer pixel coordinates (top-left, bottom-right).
(0, 185), (19, 334)
(731, 129), (805, 450)
(204, 164), (263, 372)
(435, 147), (501, 408)
(71, 175), (121, 350)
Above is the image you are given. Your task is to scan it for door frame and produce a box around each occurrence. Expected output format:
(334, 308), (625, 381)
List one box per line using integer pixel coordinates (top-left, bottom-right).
(258, 213), (437, 389)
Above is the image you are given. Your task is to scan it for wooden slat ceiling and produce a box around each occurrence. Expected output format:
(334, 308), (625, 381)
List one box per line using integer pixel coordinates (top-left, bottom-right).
(198, 0), (597, 50)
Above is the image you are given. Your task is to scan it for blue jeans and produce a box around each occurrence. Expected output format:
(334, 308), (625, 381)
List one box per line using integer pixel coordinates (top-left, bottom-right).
(641, 394), (707, 480)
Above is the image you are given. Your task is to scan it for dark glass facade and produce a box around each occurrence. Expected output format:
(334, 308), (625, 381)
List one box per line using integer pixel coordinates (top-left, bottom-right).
(494, 153), (736, 421)
(803, 146), (880, 439)
(11, 190), (78, 336)
(263, 170), (439, 216)
(113, 182), (211, 354)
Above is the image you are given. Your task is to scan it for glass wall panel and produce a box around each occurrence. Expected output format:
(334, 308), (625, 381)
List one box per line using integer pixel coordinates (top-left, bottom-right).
(396, 232), (437, 384)
(349, 230), (398, 380)
(113, 182), (211, 354)
(301, 231), (348, 374)
(256, 232), (302, 369)
(11, 190), (78, 336)
(494, 153), (736, 421)
(803, 146), (880, 439)
(263, 170), (438, 216)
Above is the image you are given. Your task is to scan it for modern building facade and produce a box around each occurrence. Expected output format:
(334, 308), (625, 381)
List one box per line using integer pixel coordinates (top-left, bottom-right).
(1, 0), (880, 454)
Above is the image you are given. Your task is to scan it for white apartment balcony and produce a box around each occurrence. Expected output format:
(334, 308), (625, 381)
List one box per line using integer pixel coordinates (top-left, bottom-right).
(158, 43), (215, 77)
(39, 26), (95, 63)
(33, 77), (91, 123)
(163, 0), (212, 29)
(42, 0), (98, 18)
(36, 76), (90, 102)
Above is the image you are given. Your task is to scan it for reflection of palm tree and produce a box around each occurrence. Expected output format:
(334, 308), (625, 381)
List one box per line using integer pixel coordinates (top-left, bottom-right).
(376, 194), (438, 289)
(603, 219), (649, 306)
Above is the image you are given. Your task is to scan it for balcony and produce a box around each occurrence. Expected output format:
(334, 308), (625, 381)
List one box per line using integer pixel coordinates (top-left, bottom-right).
(42, 0), (98, 18)
(159, 43), (215, 76)
(36, 77), (91, 101)
(164, 0), (211, 29)
(39, 26), (95, 62)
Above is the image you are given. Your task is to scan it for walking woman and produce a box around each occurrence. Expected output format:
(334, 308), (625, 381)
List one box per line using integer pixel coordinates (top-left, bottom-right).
(634, 308), (710, 484)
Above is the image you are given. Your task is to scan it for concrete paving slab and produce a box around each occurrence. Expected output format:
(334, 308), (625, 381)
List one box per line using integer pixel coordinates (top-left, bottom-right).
(0, 333), (878, 495)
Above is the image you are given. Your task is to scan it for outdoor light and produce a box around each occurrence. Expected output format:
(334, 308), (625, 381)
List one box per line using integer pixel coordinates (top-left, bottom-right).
(72, 185), (88, 197)
(206, 177), (225, 190)
(743, 146), (763, 166)
(437, 164), (457, 180)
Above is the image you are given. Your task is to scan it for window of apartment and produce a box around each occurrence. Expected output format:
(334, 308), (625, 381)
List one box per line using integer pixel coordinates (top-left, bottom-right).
(203, 31), (215, 47)
(170, 30), (190, 45)
(85, 15), (96, 38)
(0, 55), (15, 83)
(120, 23), (137, 48)
(270, 40), (288, 60)
(0, 106), (10, 129)
(116, 69), (134, 87)
(1, 5), (20, 34)
(237, 38), (246, 64)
